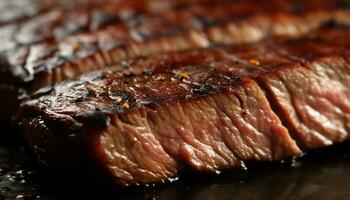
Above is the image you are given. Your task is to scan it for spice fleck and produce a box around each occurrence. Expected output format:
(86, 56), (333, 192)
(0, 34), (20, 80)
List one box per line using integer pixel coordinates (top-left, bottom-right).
(123, 102), (130, 109)
(178, 72), (190, 79)
(249, 59), (260, 65)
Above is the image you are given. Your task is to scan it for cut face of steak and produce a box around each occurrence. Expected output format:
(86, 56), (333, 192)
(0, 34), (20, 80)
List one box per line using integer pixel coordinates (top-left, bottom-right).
(260, 57), (350, 148)
(16, 25), (350, 186)
(257, 26), (350, 148)
(2, 0), (350, 124)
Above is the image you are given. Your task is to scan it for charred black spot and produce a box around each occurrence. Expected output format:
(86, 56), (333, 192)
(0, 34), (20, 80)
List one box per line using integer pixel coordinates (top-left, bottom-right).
(164, 27), (186, 36)
(32, 86), (54, 98)
(321, 20), (350, 30)
(91, 73), (107, 82)
(209, 67), (218, 72)
(196, 16), (217, 28)
(142, 70), (153, 76)
(124, 73), (137, 78)
(121, 60), (134, 68)
(72, 96), (87, 103)
(90, 10), (121, 31)
(77, 109), (110, 129)
(19, 100), (42, 117)
(336, 0), (350, 8)
(122, 93), (136, 103)
(281, 37), (322, 46)
(143, 94), (166, 106)
(108, 91), (136, 104)
(193, 84), (214, 96)
(86, 87), (97, 97)
(310, 36), (324, 43)
(225, 76), (241, 82)
(290, 2), (305, 15)
(123, 73), (138, 84)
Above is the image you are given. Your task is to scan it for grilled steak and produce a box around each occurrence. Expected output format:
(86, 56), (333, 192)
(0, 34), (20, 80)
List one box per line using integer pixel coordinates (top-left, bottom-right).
(2, 0), (350, 124)
(16, 24), (350, 186)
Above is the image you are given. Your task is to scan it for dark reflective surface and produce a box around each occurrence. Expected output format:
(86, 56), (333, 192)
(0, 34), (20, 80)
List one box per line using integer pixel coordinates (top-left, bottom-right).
(1, 130), (350, 200)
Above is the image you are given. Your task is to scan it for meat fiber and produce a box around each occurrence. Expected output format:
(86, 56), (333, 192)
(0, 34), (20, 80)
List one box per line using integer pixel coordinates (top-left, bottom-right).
(2, 0), (350, 124)
(16, 24), (350, 186)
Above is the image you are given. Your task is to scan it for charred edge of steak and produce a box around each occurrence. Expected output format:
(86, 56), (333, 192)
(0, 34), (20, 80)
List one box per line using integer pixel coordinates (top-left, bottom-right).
(321, 19), (350, 29)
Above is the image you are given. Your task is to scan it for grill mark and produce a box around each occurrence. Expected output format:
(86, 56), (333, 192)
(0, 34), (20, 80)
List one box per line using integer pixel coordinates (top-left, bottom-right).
(4, 4), (350, 89)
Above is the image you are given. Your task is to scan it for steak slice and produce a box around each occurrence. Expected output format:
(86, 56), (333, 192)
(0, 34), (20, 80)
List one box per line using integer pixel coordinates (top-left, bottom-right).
(17, 52), (301, 186)
(257, 25), (350, 148)
(16, 25), (350, 186)
(2, 1), (350, 124)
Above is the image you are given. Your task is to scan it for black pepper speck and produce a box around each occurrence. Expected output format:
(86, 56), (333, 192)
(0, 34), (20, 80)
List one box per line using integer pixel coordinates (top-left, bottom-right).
(193, 84), (214, 96)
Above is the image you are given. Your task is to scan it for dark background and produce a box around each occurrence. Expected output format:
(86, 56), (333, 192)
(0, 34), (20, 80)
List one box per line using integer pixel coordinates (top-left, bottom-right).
(1, 127), (350, 200)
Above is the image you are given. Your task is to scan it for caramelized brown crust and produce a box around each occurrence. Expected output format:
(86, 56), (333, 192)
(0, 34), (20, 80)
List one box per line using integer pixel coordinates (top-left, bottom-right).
(2, 0), (350, 124)
(0, 0), (206, 122)
(19, 24), (350, 118)
(17, 25), (350, 185)
(4, 0), (350, 87)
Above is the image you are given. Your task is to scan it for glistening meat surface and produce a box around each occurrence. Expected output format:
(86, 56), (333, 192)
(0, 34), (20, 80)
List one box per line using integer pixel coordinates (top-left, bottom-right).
(2, 0), (350, 123)
(16, 25), (350, 186)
